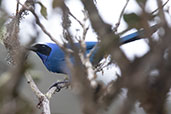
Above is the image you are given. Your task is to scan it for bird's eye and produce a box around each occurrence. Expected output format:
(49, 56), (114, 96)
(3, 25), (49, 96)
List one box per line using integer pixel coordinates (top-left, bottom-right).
(42, 45), (46, 48)
(41, 45), (49, 49)
(32, 44), (51, 56)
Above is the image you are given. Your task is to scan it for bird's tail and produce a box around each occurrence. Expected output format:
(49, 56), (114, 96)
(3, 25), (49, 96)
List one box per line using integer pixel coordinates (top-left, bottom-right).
(91, 24), (160, 66)
(120, 24), (159, 44)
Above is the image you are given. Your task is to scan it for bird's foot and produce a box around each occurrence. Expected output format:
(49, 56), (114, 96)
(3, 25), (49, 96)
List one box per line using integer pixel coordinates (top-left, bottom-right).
(49, 79), (70, 92)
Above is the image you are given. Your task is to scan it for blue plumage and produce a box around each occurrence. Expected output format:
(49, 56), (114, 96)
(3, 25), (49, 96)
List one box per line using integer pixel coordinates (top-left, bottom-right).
(39, 43), (66, 73)
(30, 31), (142, 74)
(38, 42), (97, 74)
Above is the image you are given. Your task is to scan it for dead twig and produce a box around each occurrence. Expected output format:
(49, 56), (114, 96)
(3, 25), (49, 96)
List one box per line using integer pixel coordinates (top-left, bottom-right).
(25, 72), (52, 114)
(113, 0), (130, 32)
(18, 2), (73, 54)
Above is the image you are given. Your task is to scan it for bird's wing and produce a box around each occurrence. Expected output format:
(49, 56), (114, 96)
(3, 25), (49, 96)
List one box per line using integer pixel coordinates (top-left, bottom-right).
(86, 42), (97, 50)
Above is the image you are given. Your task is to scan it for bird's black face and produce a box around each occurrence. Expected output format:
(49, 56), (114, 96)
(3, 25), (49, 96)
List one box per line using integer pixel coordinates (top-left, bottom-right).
(29, 44), (52, 56)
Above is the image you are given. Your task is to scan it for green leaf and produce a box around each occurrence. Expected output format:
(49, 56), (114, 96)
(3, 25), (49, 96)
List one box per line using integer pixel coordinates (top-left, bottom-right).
(136, 0), (147, 5)
(37, 2), (47, 19)
(52, 0), (64, 9)
(123, 13), (141, 29)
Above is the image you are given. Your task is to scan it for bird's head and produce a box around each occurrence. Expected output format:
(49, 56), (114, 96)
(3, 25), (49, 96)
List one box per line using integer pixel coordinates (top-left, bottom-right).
(28, 43), (52, 63)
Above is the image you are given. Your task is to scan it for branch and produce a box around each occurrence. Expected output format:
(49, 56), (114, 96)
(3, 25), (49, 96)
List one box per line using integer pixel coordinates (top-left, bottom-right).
(113, 0), (130, 32)
(151, 0), (170, 14)
(69, 12), (84, 27)
(18, 2), (73, 54)
(25, 72), (55, 114)
(16, 0), (20, 15)
(80, 0), (130, 70)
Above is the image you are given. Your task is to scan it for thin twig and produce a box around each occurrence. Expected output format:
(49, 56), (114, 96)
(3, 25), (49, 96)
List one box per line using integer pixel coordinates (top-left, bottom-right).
(69, 12), (84, 27)
(113, 0), (130, 32)
(18, 2), (73, 54)
(87, 43), (98, 58)
(151, 0), (170, 14)
(16, 0), (20, 15)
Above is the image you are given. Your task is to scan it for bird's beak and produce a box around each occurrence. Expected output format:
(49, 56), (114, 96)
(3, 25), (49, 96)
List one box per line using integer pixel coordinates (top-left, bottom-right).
(25, 46), (37, 52)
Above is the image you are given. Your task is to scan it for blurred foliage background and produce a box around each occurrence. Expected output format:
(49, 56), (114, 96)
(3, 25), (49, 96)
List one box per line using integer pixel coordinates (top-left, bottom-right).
(0, 0), (171, 114)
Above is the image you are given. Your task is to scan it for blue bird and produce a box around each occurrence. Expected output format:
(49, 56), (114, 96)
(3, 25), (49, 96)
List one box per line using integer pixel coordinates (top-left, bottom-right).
(28, 30), (147, 90)
(29, 31), (142, 74)
(28, 25), (159, 91)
